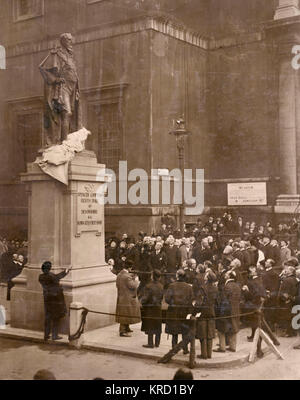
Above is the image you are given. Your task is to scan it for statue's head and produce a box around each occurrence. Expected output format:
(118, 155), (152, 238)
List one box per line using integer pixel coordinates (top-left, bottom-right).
(60, 33), (73, 52)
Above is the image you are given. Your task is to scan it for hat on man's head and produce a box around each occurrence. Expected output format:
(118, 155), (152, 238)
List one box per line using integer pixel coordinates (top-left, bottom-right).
(176, 269), (185, 280)
(125, 259), (134, 270)
(153, 269), (161, 281)
(41, 261), (52, 273)
(284, 257), (299, 268)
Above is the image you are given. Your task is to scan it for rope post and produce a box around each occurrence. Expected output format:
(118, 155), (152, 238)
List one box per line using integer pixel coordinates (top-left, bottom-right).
(188, 316), (196, 369)
(69, 302), (84, 349)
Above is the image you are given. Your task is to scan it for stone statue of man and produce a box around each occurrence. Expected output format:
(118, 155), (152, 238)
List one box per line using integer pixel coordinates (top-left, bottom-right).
(39, 33), (82, 146)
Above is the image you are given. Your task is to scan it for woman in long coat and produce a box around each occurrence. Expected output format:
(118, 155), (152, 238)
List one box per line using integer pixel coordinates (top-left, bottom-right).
(38, 261), (70, 341)
(195, 270), (218, 359)
(140, 269), (164, 348)
(116, 261), (141, 337)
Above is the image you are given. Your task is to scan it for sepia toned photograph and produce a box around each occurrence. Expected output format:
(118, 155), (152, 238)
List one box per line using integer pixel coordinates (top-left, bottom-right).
(1, 0), (300, 383)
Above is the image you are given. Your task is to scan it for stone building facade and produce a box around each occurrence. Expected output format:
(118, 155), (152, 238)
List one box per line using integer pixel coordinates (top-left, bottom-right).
(0, 0), (300, 237)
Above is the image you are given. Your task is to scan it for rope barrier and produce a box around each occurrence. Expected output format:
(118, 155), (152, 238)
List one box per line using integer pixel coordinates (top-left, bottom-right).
(68, 305), (260, 341)
(69, 306), (257, 322)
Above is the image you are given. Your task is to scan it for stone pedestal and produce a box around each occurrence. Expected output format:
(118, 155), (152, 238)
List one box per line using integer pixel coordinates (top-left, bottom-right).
(274, 0), (300, 20)
(10, 150), (117, 334)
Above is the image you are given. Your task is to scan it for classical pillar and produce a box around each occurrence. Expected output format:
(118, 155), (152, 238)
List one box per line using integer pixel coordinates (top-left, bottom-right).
(274, 0), (300, 20)
(266, 20), (300, 213)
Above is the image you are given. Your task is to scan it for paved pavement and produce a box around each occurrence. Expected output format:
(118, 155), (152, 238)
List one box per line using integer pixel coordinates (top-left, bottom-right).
(0, 322), (270, 368)
(0, 332), (299, 380)
(0, 320), (295, 373)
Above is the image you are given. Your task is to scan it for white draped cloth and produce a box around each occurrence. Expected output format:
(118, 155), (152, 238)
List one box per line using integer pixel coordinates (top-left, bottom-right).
(37, 127), (91, 185)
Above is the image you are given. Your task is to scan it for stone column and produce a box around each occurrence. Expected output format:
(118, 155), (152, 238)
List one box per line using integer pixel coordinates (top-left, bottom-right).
(266, 20), (300, 213)
(10, 151), (117, 333)
(274, 0), (300, 20)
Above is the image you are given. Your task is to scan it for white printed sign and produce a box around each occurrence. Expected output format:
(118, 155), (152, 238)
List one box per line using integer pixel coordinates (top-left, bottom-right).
(227, 182), (267, 206)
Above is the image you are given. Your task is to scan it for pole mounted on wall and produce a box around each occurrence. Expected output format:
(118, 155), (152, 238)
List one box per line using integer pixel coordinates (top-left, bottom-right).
(169, 117), (191, 236)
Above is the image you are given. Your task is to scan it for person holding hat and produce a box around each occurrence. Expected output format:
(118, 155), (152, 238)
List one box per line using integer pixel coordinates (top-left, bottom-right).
(38, 261), (71, 341)
(165, 269), (194, 354)
(140, 269), (164, 348)
(115, 260), (141, 337)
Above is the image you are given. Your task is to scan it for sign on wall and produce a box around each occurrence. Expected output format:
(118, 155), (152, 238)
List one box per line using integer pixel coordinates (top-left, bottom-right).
(227, 182), (267, 206)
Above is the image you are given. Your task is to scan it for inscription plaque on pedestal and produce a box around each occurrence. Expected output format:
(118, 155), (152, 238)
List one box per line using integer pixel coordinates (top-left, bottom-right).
(76, 182), (103, 236)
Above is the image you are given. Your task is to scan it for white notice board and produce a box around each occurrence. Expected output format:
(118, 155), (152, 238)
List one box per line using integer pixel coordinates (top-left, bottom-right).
(227, 182), (267, 206)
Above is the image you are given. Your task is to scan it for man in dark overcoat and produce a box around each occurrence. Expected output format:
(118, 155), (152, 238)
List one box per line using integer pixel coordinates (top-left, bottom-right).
(242, 267), (266, 341)
(140, 269), (164, 348)
(214, 270), (241, 353)
(261, 259), (280, 331)
(164, 238), (181, 288)
(195, 270), (218, 359)
(277, 266), (298, 336)
(115, 261), (141, 337)
(137, 239), (153, 295)
(192, 238), (213, 265)
(165, 269), (194, 354)
(38, 261), (71, 341)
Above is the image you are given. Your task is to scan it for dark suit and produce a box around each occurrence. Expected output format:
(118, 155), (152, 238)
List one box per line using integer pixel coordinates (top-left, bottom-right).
(165, 280), (194, 351)
(195, 282), (218, 359)
(150, 250), (167, 272)
(242, 277), (266, 330)
(39, 270), (68, 339)
(140, 280), (164, 347)
(216, 280), (241, 351)
(261, 268), (280, 329)
(192, 247), (213, 265)
(277, 275), (298, 334)
(164, 245), (180, 287)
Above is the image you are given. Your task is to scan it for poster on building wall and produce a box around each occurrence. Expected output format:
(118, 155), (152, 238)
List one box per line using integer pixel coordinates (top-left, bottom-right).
(227, 182), (267, 206)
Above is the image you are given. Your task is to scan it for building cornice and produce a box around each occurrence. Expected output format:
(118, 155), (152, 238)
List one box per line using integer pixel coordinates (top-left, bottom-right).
(7, 14), (300, 59)
(6, 15), (209, 59)
(264, 14), (300, 32)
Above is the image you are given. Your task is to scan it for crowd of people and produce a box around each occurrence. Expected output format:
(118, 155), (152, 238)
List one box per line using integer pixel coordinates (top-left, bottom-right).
(0, 237), (28, 300)
(109, 214), (300, 359)
(2, 214), (300, 360)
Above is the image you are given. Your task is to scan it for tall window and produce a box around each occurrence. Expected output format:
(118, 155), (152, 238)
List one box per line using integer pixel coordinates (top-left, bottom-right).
(96, 103), (121, 172)
(17, 113), (42, 172)
(13, 0), (44, 22)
